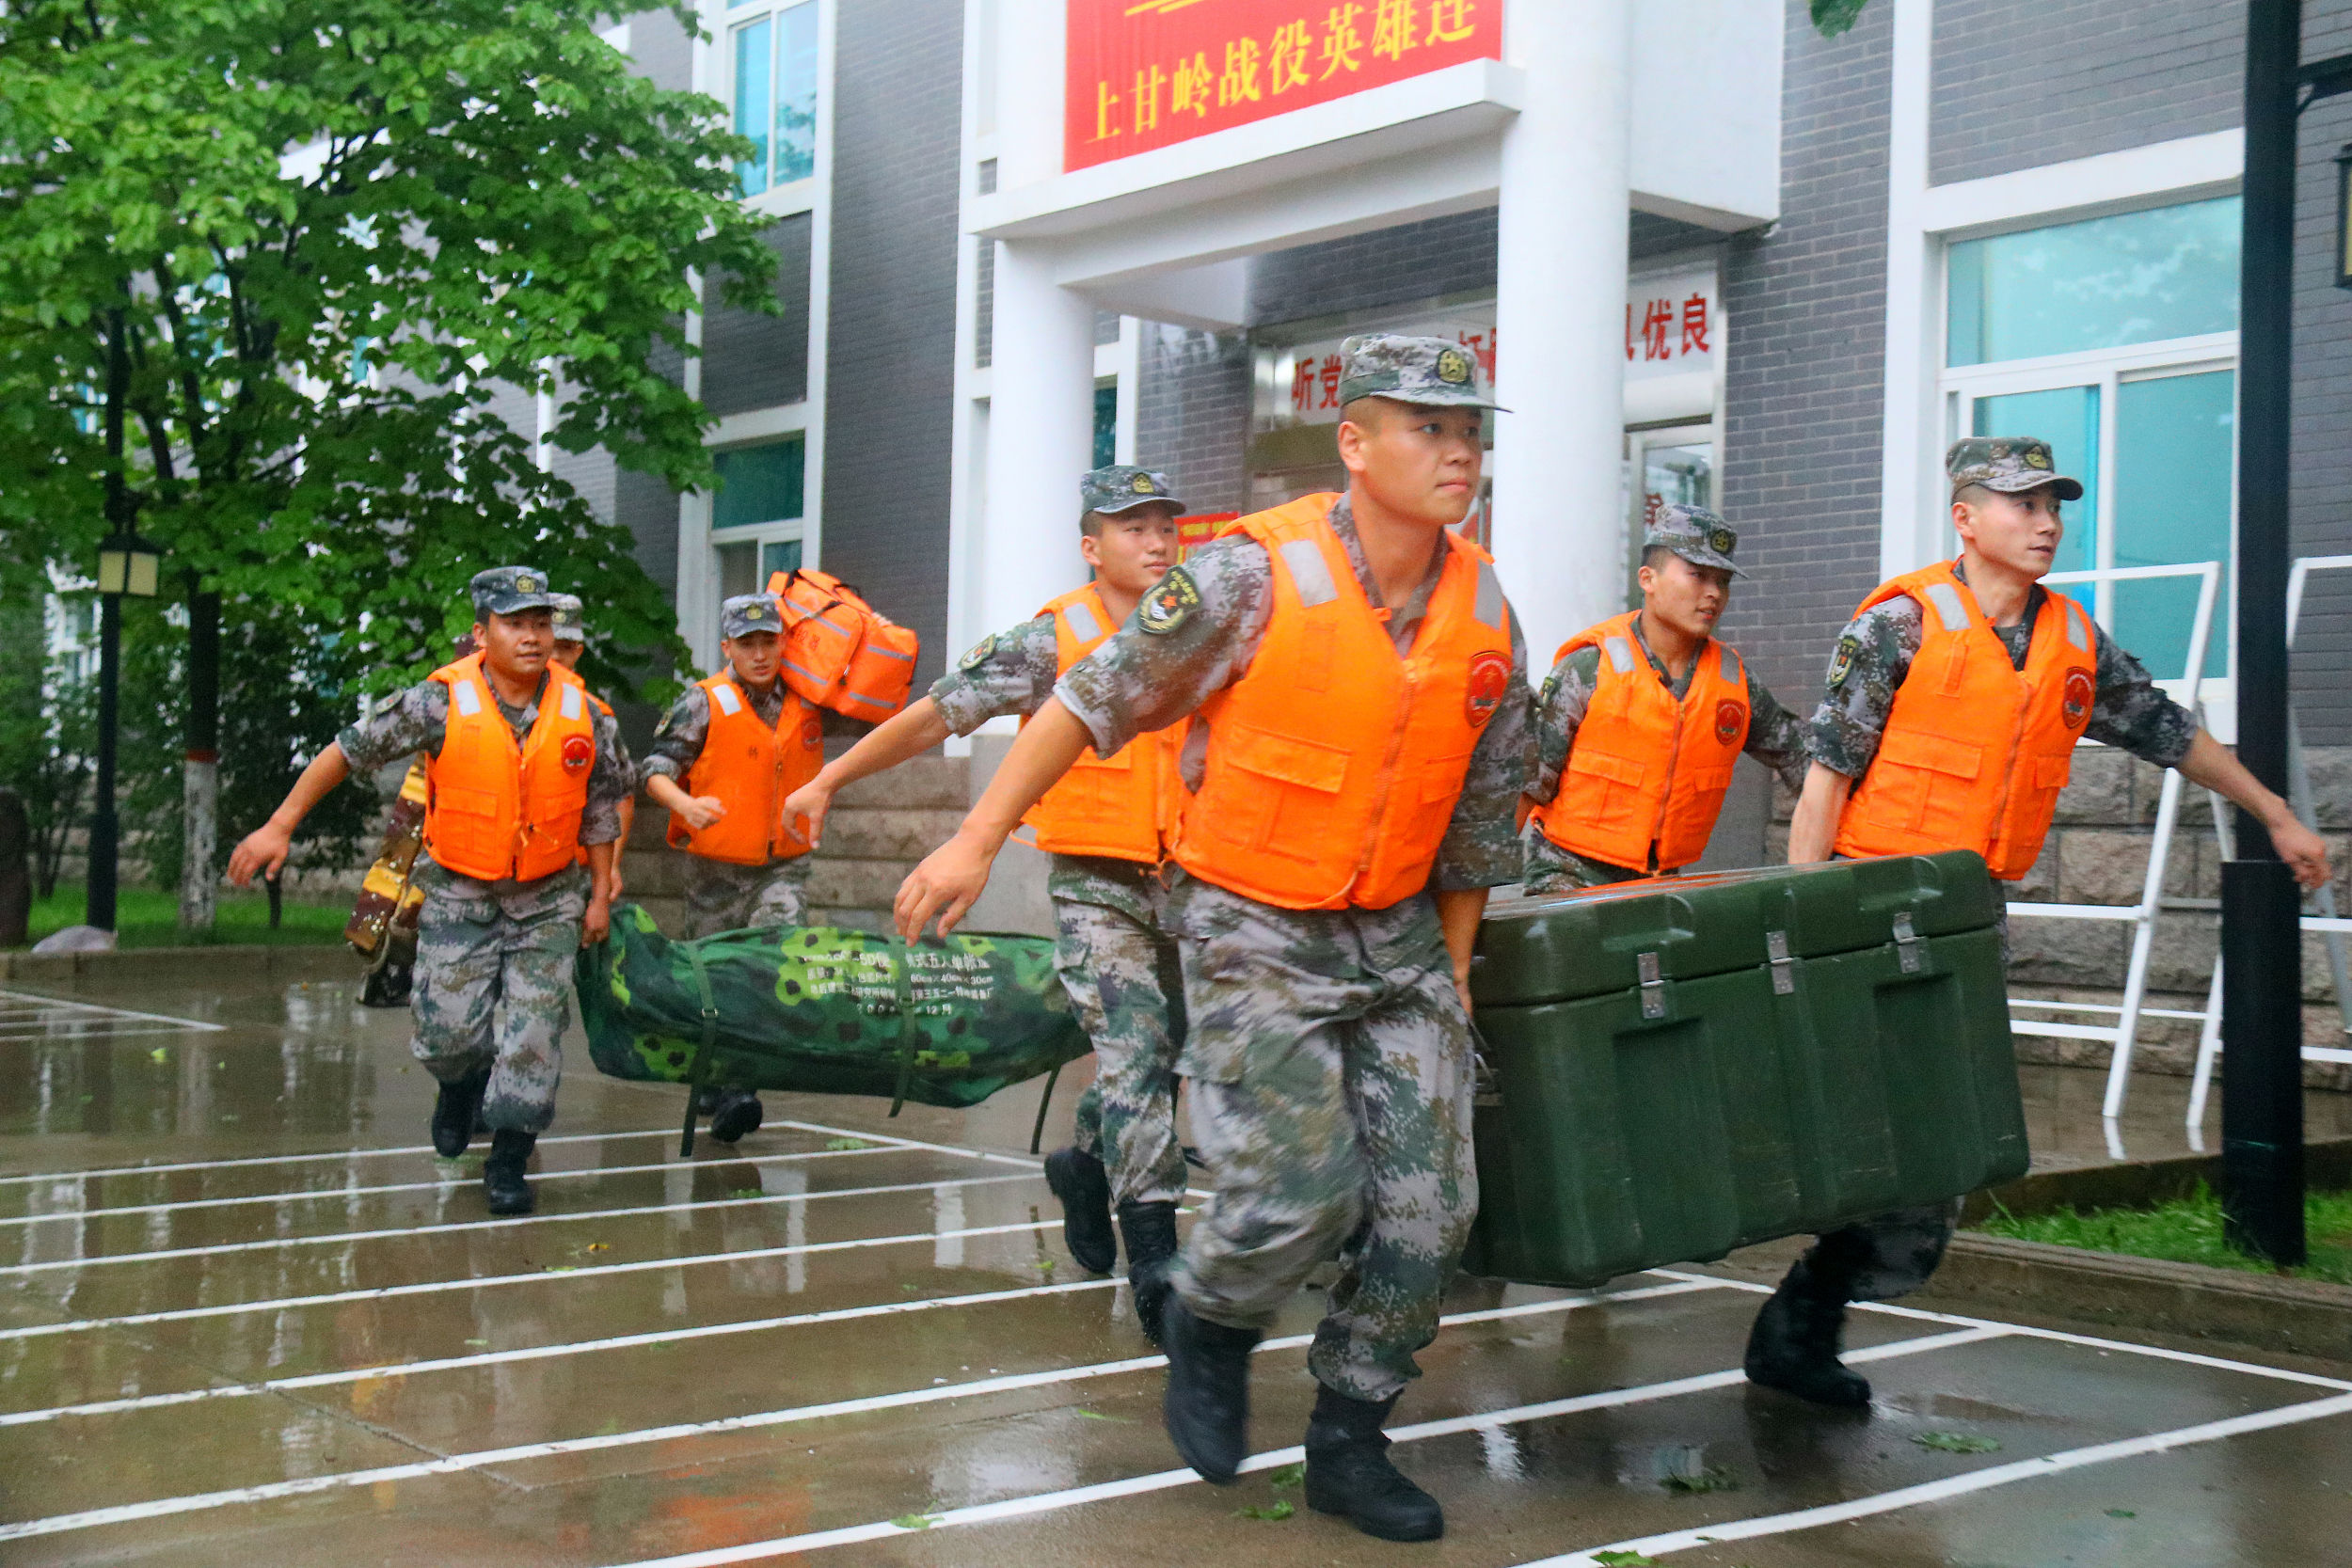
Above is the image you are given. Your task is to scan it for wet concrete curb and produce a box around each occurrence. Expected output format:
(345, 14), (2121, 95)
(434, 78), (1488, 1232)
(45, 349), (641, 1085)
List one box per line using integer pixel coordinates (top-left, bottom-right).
(1926, 1232), (2352, 1362)
(0, 944), (357, 986)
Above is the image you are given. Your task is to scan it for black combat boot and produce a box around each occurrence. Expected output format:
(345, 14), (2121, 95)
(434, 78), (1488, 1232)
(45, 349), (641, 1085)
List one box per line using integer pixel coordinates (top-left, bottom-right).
(692, 1085), (724, 1116)
(1303, 1384), (1444, 1542)
(1744, 1255), (1871, 1408)
(707, 1087), (765, 1144)
(429, 1068), (489, 1159)
(483, 1128), (538, 1216)
(360, 960), (412, 1009)
(1043, 1147), (1118, 1274)
(1116, 1200), (1180, 1346)
(1160, 1295), (1261, 1484)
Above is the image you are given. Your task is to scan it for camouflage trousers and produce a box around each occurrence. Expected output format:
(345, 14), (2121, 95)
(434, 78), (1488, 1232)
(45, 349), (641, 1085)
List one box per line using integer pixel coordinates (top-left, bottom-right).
(1049, 855), (1186, 1209)
(1519, 830), (1653, 896)
(410, 862), (586, 1133)
(1795, 1199), (1963, 1299)
(1168, 876), (1476, 1404)
(681, 854), (813, 940)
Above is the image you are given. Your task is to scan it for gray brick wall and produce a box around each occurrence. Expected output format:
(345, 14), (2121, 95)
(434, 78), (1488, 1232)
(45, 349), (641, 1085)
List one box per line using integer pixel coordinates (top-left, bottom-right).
(1716, 0), (1894, 707)
(700, 215), (812, 418)
(818, 0), (962, 688)
(627, 5), (691, 92)
(2291, 22), (2352, 746)
(1246, 209), (1497, 327)
(1134, 325), (1252, 514)
(1928, 0), (2239, 186)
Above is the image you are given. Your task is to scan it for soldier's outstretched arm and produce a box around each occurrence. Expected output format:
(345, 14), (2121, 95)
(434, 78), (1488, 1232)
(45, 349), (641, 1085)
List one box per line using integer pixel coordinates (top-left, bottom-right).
(228, 744), (353, 885)
(787, 696), (953, 849)
(2174, 730), (2333, 890)
(1786, 763), (1852, 864)
(894, 699), (1094, 942)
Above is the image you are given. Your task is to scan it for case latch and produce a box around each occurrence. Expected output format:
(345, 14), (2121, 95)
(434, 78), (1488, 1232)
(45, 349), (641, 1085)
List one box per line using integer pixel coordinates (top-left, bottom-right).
(1638, 950), (1667, 1020)
(1767, 929), (1796, 995)
(1892, 911), (1924, 974)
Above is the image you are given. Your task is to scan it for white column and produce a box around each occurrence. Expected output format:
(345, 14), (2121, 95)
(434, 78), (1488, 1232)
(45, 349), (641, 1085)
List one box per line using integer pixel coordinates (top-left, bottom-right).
(1489, 0), (1634, 667)
(978, 242), (1097, 641)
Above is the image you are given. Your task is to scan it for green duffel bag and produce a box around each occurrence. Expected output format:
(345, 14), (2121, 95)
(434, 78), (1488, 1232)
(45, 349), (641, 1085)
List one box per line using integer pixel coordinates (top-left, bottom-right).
(576, 904), (1089, 1148)
(1461, 852), (2026, 1290)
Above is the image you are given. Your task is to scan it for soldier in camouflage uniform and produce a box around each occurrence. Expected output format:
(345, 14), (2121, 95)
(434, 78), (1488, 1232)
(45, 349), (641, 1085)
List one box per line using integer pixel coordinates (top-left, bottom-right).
(1751, 438), (2332, 1409)
(230, 568), (627, 1216)
(892, 336), (1533, 1544)
(784, 465), (1193, 1337)
(1522, 507), (1808, 892)
(642, 593), (820, 1143)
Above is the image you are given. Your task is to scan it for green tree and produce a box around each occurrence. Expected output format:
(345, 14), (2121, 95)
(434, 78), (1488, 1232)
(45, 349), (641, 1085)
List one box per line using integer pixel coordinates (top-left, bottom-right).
(0, 594), (98, 899)
(0, 0), (776, 925)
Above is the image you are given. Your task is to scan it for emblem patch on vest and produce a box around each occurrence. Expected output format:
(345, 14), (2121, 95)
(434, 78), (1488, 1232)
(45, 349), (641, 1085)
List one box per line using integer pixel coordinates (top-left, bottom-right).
(1714, 700), (1745, 744)
(802, 718), (823, 749)
(1465, 649), (1511, 727)
(2062, 668), (2094, 728)
(561, 734), (594, 772)
(957, 633), (996, 672)
(1137, 566), (1201, 635)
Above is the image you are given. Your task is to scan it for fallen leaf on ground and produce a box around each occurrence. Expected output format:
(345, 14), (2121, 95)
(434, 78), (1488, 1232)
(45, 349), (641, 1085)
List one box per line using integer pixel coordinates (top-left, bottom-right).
(1913, 1431), (2002, 1453)
(1266, 1462), (1304, 1490)
(1593, 1552), (1659, 1566)
(824, 1137), (873, 1150)
(1234, 1500), (1294, 1521)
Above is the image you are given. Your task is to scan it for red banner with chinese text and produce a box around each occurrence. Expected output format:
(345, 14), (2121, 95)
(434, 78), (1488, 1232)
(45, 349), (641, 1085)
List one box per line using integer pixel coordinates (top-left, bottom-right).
(1065, 0), (1500, 173)
(1176, 511), (1241, 558)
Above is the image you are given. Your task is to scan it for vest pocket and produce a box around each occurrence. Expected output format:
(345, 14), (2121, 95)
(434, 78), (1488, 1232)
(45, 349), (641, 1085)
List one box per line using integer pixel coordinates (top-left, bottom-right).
(1865, 729), (1982, 834)
(1566, 747), (1649, 838)
(1217, 723), (1350, 860)
(435, 784), (501, 824)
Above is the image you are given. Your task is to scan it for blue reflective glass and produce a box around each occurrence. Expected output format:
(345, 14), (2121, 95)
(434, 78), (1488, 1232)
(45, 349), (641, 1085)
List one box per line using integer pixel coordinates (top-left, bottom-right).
(1093, 386), (1118, 469)
(761, 539), (804, 581)
(1947, 198), (2240, 367)
(734, 18), (772, 197)
(2112, 370), (2233, 680)
(713, 438), (804, 530)
(775, 3), (818, 185)
(1971, 386), (2098, 577)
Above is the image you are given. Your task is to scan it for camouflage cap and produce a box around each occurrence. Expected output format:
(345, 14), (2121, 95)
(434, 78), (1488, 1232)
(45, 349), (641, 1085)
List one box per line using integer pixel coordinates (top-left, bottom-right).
(1947, 436), (2085, 501)
(720, 593), (783, 641)
(548, 593), (587, 643)
(1335, 332), (1505, 411)
(1080, 465), (1185, 522)
(470, 565), (557, 619)
(1644, 504), (1746, 578)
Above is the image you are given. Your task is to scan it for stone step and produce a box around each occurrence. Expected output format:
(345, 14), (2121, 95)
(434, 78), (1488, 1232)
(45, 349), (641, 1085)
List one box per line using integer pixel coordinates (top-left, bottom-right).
(806, 857), (921, 910)
(833, 752), (970, 811)
(816, 808), (965, 861)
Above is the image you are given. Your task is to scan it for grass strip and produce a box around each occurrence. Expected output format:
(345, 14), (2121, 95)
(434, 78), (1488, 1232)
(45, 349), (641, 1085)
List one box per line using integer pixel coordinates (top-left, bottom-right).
(1977, 1181), (2352, 1287)
(24, 884), (347, 949)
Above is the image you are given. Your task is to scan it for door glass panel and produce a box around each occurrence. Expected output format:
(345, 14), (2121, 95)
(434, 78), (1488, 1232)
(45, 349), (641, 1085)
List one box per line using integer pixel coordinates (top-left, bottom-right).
(775, 3), (819, 184)
(1093, 385), (1118, 469)
(2113, 370), (2233, 680)
(713, 438), (805, 530)
(717, 541), (759, 602)
(1969, 387), (2098, 577)
(1947, 198), (2239, 367)
(1641, 441), (1713, 522)
(733, 18), (773, 196)
(761, 539), (803, 582)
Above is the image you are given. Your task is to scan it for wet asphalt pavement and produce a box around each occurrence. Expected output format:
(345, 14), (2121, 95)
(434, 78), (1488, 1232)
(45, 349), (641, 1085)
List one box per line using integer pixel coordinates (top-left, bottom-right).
(2, 965), (2350, 1566)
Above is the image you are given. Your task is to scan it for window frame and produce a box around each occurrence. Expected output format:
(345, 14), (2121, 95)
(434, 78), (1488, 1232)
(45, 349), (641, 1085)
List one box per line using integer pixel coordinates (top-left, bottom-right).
(723, 0), (822, 217)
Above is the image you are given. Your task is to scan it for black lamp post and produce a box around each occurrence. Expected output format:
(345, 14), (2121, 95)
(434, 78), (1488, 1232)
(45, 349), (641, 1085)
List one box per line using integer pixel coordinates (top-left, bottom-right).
(86, 530), (161, 934)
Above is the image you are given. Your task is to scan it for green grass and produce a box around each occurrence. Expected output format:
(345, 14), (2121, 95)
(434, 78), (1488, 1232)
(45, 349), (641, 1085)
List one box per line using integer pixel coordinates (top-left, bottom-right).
(24, 882), (349, 950)
(1978, 1182), (2352, 1287)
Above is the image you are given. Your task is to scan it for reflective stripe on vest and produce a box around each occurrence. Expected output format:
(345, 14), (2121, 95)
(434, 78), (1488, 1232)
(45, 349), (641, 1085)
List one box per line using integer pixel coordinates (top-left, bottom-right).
(422, 656), (595, 883)
(1171, 493), (1514, 911)
(1834, 561), (2095, 880)
(1020, 583), (1189, 863)
(667, 674), (825, 865)
(1531, 611), (1748, 874)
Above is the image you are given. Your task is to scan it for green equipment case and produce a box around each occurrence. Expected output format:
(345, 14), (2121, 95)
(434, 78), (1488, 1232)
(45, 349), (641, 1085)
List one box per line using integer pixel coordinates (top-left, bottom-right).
(1460, 851), (2025, 1289)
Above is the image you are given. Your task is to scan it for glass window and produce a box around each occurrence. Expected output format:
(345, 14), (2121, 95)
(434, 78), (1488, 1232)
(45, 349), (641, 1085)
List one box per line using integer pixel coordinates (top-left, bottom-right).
(712, 438), (804, 530)
(732, 17), (772, 198)
(1947, 198), (2240, 367)
(1093, 385), (1118, 470)
(733, 3), (818, 198)
(1970, 386), (2100, 578)
(2112, 369), (2233, 679)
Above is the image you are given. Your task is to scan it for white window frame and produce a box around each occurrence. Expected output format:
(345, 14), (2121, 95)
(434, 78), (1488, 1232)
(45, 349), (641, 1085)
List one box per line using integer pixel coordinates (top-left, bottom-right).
(722, 0), (823, 219)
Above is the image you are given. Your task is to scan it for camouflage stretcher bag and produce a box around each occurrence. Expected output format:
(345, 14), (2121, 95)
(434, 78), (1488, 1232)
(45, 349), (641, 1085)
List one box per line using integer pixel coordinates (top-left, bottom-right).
(576, 903), (1089, 1111)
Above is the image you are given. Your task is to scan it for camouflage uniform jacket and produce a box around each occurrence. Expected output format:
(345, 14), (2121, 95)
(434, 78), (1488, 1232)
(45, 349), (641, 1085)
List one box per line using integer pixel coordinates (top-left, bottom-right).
(337, 672), (628, 911)
(1809, 561), (2198, 779)
(639, 676), (792, 786)
(1056, 494), (1534, 893)
(934, 610), (1169, 921)
(1524, 618), (1809, 887)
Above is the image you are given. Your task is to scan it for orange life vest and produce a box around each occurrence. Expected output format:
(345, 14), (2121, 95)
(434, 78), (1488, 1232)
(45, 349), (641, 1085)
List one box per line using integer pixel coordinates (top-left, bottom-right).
(1021, 584), (1189, 863)
(1172, 494), (1516, 911)
(666, 673), (825, 866)
(1834, 561), (2097, 880)
(1531, 610), (1749, 873)
(422, 655), (596, 883)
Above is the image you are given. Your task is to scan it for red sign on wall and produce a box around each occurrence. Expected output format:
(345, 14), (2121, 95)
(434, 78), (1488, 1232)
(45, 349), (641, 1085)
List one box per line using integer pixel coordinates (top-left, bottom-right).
(1065, 0), (1499, 173)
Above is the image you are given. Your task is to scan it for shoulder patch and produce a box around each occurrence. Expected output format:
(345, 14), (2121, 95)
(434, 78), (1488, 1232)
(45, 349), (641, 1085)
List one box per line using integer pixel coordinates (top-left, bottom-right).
(1827, 634), (1860, 689)
(1136, 567), (1202, 635)
(957, 633), (997, 672)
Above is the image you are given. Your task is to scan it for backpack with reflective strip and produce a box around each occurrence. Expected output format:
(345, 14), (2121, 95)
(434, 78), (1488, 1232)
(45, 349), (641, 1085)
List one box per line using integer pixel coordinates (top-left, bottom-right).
(766, 567), (920, 722)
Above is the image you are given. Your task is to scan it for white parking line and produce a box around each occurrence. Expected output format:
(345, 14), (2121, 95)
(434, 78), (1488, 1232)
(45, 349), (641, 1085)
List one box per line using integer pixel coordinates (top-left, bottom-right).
(0, 1218), (1073, 1343)
(587, 1324), (2010, 1568)
(0, 1280), (1732, 1542)
(0, 990), (228, 1033)
(769, 1117), (1044, 1171)
(0, 1172), (1041, 1276)
(0, 1024), (232, 1044)
(0, 1127), (686, 1187)
(0, 1146), (901, 1228)
(1537, 1391), (2352, 1566)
